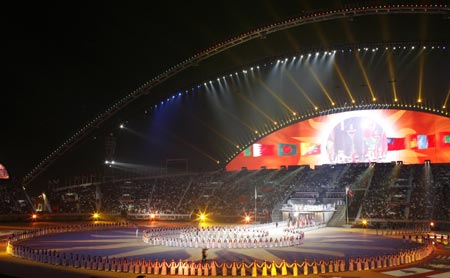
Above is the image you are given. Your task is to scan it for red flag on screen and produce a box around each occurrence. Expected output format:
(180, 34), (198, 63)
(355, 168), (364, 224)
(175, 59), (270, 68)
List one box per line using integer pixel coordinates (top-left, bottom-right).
(252, 144), (274, 157)
(409, 134), (437, 150)
(425, 135), (435, 148)
(387, 138), (406, 151)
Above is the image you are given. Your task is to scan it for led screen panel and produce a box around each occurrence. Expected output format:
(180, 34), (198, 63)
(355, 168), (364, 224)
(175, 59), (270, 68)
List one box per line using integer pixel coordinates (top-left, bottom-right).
(226, 110), (450, 171)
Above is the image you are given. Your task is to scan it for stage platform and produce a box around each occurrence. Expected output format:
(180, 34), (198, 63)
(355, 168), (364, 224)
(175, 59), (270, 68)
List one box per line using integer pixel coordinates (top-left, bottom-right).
(1, 222), (449, 278)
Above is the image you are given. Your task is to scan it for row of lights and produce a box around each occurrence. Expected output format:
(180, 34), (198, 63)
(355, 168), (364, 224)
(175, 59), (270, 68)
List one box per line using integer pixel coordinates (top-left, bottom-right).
(149, 43), (447, 114)
(193, 4), (446, 59)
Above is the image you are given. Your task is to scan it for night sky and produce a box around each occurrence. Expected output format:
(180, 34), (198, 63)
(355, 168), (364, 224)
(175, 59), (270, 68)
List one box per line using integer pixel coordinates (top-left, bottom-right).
(1, 1), (448, 192)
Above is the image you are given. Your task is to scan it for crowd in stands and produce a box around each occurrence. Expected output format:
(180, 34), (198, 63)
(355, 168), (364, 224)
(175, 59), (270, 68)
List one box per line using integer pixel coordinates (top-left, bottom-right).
(3, 162), (448, 226)
(44, 170), (286, 218)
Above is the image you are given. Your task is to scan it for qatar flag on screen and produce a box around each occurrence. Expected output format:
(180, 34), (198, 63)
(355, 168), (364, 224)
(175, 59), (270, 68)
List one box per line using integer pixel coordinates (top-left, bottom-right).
(252, 144), (275, 157)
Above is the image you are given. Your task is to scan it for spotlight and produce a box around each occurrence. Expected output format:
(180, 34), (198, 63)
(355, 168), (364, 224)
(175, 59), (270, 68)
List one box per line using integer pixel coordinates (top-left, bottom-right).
(199, 213), (206, 222)
(119, 124), (124, 129)
(244, 215), (251, 223)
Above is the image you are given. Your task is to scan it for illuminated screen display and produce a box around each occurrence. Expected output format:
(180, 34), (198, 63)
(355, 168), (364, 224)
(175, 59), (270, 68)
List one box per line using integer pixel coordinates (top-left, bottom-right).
(226, 110), (450, 171)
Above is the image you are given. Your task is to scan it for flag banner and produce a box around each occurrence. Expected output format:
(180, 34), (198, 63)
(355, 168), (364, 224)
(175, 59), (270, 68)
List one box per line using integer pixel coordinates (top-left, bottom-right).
(387, 137), (406, 151)
(345, 187), (354, 197)
(417, 134), (435, 149)
(409, 134), (436, 150)
(417, 135), (428, 149)
(252, 144), (274, 157)
(277, 143), (298, 156)
(300, 142), (321, 155)
(347, 189), (354, 197)
(239, 146), (252, 157)
(0, 164), (9, 179)
(427, 134), (436, 148)
(439, 132), (450, 147)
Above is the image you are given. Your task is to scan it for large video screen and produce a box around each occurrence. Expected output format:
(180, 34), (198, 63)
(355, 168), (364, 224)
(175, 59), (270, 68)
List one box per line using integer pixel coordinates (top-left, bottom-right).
(226, 110), (450, 171)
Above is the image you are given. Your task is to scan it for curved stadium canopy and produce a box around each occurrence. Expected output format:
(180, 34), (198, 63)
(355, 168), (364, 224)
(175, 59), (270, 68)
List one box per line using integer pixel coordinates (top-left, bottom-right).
(22, 3), (449, 192)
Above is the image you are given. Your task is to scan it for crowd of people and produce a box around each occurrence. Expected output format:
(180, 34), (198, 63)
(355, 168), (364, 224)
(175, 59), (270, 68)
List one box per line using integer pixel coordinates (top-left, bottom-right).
(43, 169), (293, 219)
(142, 222), (306, 249)
(7, 222), (436, 276)
(1, 162), (449, 226)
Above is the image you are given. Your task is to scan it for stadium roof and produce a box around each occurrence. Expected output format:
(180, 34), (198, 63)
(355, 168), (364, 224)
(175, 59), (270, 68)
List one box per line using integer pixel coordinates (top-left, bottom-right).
(1, 1), (448, 193)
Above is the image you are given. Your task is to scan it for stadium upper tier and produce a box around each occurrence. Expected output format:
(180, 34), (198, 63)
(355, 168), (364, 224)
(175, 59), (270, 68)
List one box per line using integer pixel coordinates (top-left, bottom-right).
(21, 4), (449, 190)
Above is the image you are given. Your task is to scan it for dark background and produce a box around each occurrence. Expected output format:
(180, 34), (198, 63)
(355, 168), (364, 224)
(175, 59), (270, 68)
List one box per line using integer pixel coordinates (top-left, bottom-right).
(1, 1), (448, 193)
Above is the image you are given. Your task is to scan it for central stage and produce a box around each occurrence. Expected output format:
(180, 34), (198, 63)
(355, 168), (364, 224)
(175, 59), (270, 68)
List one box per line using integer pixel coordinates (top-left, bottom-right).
(18, 226), (417, 264)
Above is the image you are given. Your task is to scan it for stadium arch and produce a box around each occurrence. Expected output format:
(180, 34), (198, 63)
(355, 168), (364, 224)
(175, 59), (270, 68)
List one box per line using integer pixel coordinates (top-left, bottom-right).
(22, 4), (449, 190)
